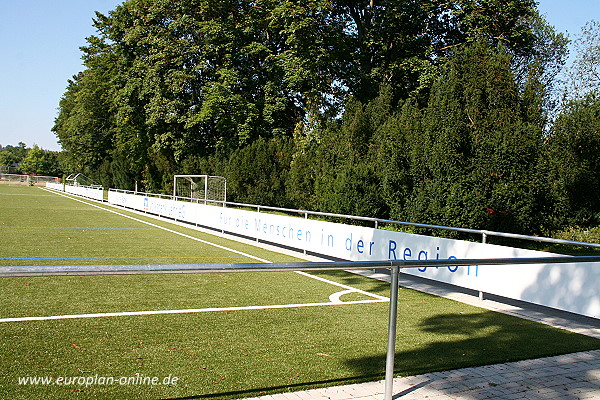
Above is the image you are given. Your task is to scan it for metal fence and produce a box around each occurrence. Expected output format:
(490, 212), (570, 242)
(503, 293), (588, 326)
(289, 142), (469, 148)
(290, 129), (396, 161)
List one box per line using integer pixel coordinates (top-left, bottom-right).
(225, 203), (600, 250)
(109, 188), (600, 252)
(2, 256), (599, 400)
(0, 173), (60, 185)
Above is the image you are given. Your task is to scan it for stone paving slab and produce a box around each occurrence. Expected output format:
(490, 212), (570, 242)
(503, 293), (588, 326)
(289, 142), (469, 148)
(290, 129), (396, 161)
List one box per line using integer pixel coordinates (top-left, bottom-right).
(245, 350), (600, 400)
(242, 271), (600, 400)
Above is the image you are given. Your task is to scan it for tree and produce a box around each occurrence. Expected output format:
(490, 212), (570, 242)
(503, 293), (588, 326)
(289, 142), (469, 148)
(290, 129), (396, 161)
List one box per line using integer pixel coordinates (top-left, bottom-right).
(54, 0), (339, 192)
(0, 143), (28, 172)
(567, 20), (600, 98)
(544, 20), (600, 227)
(368, 96), (420, 220)
(20, 145), (62, 177)
(224, 137), (294, 207)
(545, 94), (600, 226)
(52, 53), (117, 179)
(405, 41), (546, 233)
(327, 0), (562, 105)
(53, 0), (568, 229)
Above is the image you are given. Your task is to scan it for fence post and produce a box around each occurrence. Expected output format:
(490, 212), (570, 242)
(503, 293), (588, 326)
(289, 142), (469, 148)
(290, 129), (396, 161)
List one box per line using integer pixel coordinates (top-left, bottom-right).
(384, 266), (400, 400)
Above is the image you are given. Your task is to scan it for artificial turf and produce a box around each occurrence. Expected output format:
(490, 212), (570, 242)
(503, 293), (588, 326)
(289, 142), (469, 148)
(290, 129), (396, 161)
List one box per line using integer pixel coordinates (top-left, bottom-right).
(0, 184), (598, 399)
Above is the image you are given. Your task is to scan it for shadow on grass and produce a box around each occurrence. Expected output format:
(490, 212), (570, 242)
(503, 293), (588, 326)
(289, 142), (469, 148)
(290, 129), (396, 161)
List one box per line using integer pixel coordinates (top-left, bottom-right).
(169, 311), (600, 400)
(347, 311), (600, 377)
(310, 270), (391, 295)
(342, 311), (600, 400)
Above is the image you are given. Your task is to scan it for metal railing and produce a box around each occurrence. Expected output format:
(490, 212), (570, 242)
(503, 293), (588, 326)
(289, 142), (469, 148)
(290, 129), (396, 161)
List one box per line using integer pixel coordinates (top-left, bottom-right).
(108, 188), (600, 251)
(111, 188), (178, 200)
(0, 173), (60, 185)
(2, 256), (599, 400)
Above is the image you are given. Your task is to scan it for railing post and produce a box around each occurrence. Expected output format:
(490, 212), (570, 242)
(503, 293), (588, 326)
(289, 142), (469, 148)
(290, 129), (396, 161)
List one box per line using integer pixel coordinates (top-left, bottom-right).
(384, 265), (400, 400)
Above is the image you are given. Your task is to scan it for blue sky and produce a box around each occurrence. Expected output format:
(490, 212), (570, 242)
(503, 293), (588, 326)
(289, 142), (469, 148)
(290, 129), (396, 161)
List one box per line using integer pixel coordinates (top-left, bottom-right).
(0, 1), (598, 152)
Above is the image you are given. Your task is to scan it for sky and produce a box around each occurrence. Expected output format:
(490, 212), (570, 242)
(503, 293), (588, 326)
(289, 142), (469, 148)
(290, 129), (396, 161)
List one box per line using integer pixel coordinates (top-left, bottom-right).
(0, 1), (599, 152)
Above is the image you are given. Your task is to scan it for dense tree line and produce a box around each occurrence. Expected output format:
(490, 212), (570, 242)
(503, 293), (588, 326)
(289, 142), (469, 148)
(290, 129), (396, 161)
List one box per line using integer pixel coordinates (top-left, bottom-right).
(53, 0), (600, 235)
(0, 143), (28, 172)
(0, 143), (62, 176)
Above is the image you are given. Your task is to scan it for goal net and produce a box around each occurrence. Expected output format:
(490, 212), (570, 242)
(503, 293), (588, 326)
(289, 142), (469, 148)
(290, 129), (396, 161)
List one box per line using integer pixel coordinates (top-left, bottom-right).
(173, 175), (227, 204)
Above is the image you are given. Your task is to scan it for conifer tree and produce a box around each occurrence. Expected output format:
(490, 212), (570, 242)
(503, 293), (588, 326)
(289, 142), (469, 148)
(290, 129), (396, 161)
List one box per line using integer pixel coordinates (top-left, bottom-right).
(406, 41), (545, 233)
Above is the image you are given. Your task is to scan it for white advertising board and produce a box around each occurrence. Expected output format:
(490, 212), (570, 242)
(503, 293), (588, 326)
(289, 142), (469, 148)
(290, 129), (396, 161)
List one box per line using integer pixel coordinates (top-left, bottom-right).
(108, 191), (600, 318)
(64, 185), (104, 201)
(45, 182), (64, 191)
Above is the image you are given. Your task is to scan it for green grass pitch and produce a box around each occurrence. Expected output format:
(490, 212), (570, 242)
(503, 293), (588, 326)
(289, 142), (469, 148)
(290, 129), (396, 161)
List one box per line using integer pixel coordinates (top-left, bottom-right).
(0, 185), (598, 399)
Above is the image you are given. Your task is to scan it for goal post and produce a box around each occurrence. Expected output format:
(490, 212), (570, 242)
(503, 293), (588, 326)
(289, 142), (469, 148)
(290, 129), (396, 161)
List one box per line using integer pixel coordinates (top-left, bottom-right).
(173, 175), (227, 204)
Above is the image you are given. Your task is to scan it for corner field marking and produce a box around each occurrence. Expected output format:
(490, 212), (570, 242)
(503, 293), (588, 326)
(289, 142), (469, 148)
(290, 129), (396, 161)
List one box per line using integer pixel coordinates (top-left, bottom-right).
(295, 271), (389, 301)
(0, 298), (389, 323)
(329, 289), (357, 303)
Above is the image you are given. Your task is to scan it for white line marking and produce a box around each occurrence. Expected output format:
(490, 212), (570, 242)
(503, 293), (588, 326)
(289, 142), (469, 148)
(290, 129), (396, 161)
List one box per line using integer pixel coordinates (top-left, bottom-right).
(40, 188), (271, 263)
(295, 271), (389, 301)
(34, 188), (389, 312)
(0, 298), (389, 323)
(0, 193), (53, 196)
(329, 289), (356, 303)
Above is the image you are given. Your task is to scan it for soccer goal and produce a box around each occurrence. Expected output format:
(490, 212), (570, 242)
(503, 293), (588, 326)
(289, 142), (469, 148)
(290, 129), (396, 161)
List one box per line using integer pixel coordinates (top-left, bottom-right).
(173, 175), (227, 204)
(65, 173), (102, 188)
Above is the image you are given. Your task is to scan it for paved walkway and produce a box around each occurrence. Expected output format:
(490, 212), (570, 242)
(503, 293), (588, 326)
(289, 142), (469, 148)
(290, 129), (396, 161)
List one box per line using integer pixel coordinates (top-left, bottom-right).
(243, 270), (600, 400)
(245, 350), (600, 400)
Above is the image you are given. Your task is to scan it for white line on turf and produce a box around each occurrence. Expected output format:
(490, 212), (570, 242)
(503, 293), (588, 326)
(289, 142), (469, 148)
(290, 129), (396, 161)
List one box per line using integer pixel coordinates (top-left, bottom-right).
(30, 188), (389, 314)
(296, 271), (389, 301)
(329, 289), (357, 303)
(40, 187), (271, 263)
(0, 298), (388, 323)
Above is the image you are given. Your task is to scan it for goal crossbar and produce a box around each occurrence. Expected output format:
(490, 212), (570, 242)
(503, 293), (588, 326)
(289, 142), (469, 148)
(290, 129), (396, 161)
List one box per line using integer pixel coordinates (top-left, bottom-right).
(173, 174), (226, 203)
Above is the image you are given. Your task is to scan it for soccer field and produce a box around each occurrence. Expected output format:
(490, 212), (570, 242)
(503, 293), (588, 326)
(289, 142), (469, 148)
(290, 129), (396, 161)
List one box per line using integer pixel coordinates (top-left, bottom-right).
(0, 185), (599, 400)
